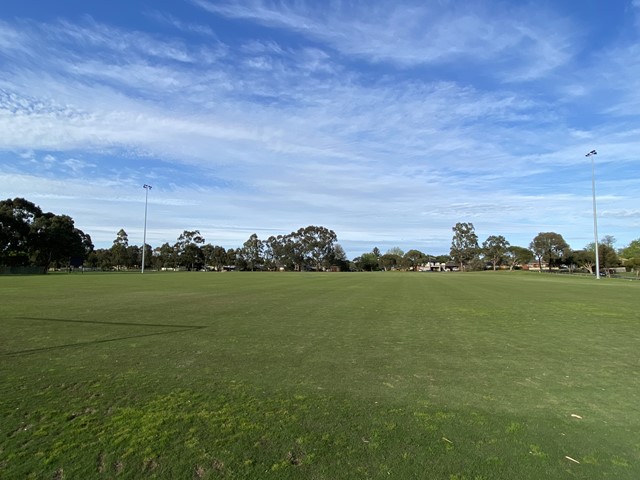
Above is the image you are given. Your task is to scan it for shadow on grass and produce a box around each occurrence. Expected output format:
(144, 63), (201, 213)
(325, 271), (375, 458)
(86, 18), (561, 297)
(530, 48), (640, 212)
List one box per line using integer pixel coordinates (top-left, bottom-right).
(4, 317), (207, 356)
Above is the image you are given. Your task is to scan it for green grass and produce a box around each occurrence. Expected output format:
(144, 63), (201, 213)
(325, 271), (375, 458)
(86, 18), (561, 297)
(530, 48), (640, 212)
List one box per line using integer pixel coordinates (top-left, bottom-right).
(1, 271), (639, 479)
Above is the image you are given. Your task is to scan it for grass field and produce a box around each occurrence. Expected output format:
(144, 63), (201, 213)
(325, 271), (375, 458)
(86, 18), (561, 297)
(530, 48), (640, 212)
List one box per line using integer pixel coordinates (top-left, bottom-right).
(1, 271), (639, 479)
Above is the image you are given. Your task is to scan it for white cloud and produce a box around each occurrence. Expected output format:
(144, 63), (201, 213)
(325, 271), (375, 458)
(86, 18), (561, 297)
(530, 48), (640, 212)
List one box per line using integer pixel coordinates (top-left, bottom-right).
(1, 4), (640, 256)
(145, 10), (217, 37)
(193, 0), (576, 80)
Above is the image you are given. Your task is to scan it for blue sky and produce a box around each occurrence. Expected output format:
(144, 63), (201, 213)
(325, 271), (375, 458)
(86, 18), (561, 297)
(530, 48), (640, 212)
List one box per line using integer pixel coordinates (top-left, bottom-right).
(2, 0), (640, 257)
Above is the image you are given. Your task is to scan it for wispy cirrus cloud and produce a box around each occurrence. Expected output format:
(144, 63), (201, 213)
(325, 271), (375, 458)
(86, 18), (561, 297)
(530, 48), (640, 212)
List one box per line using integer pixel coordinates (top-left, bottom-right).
(145, 10), (217, 37)
(1, 2), (640, 255)
(192, 0), (576, 80)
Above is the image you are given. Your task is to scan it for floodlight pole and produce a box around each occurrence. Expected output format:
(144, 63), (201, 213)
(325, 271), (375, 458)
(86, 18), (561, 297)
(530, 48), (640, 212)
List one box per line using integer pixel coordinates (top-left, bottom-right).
(142, 184), (152, 274)
(585, 150), (600, 279)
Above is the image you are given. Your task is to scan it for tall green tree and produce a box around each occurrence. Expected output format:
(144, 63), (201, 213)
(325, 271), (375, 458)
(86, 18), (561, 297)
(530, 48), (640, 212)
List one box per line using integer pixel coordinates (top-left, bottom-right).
(529, 232), (570, 272)
(155, 242), (177, 269)
(450, 222), (479, 271)
(0, 197), (42, 267)
(300, 225), (338, 271)
(264, 235), (285, 271)
(0, 198), (92, 272)
(282, 231), (305, 271)
(30, 213), (93, 273)
(568, 249), (595, 274)
(277, 226), (338, 271)
(625, 257), (640, 277)
(599, 235), (619, 270)
(379, 253), (401, 271)
(226, 248), (238, 269)
(88, 248), (113, 271)
(111, 229), (129, 270)
(619, 238), (640, 260)
(126, 245), (141, 269)
(386, 247), (405, 257)
(241, 233), (264, 271)
(355, 252), (378, 271)
(482, 235), (510, 271)
(211, 246), (228, 271)
(585, 240), (619, 272)
(403, 249), (426, 271)
(328, 243), (349, 271)
(504, 246), (533, 271)
(201, 244), (215, 270)
(619, 238), (640, 274)
(175, 230), (205, 270)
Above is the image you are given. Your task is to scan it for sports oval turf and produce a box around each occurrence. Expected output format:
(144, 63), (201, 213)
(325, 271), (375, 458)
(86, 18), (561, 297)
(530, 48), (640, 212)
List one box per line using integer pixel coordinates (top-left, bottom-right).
(1, 271), (638, 479)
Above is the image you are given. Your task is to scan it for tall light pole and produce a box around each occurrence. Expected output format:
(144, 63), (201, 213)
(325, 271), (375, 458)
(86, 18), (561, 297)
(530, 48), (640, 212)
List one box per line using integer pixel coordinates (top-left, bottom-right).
(585, 150), (600, 279)
(142, 184), (152, 274)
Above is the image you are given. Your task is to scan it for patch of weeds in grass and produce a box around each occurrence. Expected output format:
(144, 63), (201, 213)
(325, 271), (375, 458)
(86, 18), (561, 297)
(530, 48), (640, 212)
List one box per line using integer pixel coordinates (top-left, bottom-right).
(142, 456), (159, 473)
(193, 464), (206, 478)
(581, 454), (599, 465)
(506, 421), (525, 434)
(112, 459), (124, 474)
(611, 455), (631, 468)
(528, 444), (547, 459)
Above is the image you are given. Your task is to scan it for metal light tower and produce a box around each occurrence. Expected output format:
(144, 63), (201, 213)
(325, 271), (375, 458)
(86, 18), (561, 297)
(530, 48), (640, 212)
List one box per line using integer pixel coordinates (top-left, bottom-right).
(585, 150), (599, 279)
(142, 184), (152, 274)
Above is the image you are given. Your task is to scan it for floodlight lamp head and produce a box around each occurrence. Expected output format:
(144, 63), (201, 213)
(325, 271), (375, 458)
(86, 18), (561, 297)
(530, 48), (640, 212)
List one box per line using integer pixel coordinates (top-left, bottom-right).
(143, 184), (152, 189)
(585, 150), (597, 157)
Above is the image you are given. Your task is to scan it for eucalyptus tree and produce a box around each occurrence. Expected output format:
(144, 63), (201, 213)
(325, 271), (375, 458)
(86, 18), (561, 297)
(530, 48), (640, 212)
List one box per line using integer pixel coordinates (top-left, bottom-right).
(619, 238), (640, 260)
(155, 242), (177, 269)
(379, 253), (400, 271)
(111, 229), (129, 270)
(619, 238), (640, 274)
(403, 249), (426, 271)
(0, 197), (92, 272)
(210, 245), (228, 271)
(226, 248), (238, 268)
(175, 230), (205, 270)
(356, 252), (379, 271)
(277, 226), (338, 271)
(126, 245), (141, 269)
(329, 243), (350, 271)
(30, 213), (93, 272)
(529, 232), (570, 272)
(264, 235), (289, 270)
(568, 249), (595, 274)
(0, 197), (42, 266)
(300, 225), (338, 271)
(625, 257), (640, 277)
(283, 230), (306, 271)
(585, 240), (619, 271)
(504, 246), (533, 271)
(482, 235), (510, 271)
(242, 233), (264, 271)
(189, 243), (226, 271)
(386, 247), (405, 257)
(201, 244), (214, 270)
(450, 222), (479, 271)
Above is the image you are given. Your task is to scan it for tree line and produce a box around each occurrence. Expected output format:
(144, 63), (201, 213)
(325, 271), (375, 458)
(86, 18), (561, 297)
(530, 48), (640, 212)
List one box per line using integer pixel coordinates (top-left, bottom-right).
(0, 198), (93, 273)
(93, 225), (348, 272)
(446, 222), (636, 275)
(353, 222), (634, 275)
(2, 198), (639, 274)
